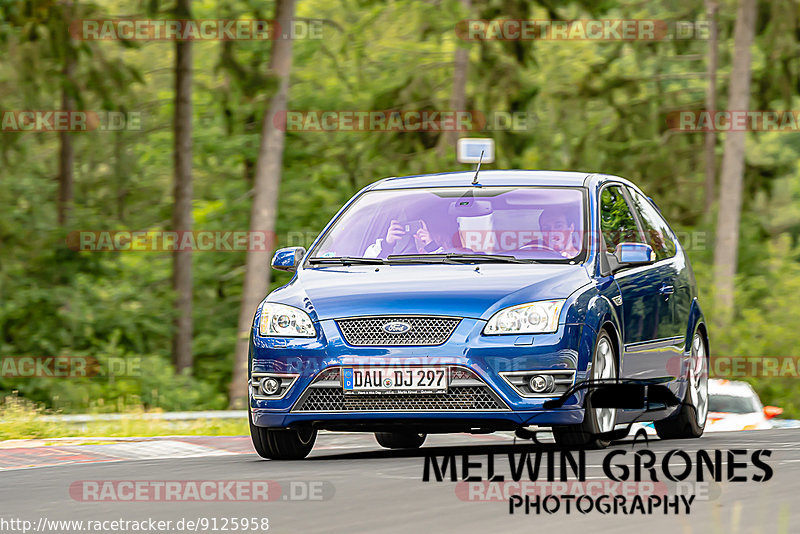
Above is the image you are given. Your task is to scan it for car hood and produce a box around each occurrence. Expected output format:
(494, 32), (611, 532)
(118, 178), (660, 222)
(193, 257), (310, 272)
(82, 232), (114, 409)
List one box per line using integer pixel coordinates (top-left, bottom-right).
(268, 263), (591, 321)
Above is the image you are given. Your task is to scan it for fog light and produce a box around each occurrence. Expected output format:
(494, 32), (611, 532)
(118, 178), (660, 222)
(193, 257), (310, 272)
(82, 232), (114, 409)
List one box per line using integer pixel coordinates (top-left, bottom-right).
(260, 377), (281, 396)
(529, 374), (555, 393)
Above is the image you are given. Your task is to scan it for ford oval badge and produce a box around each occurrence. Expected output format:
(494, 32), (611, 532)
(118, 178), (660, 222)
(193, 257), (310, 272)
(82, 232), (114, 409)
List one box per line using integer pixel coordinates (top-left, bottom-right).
(382, 321), (412, 334)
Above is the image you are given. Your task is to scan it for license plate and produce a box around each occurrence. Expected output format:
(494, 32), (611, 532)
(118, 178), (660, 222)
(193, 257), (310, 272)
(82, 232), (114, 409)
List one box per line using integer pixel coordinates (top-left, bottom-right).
(342, 367), (448, 394)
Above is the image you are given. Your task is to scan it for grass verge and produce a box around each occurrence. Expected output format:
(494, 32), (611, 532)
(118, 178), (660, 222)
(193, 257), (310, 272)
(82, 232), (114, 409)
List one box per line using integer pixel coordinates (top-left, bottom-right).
(0, 395), (247, 441)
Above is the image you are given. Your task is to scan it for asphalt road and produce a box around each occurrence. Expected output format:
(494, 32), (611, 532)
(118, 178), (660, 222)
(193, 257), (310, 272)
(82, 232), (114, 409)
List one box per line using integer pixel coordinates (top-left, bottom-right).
(1, 429), (798, 534)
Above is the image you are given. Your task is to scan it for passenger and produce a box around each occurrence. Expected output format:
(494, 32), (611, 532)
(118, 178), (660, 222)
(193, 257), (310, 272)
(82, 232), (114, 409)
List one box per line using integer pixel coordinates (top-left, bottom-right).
(364, 219), (446, 258)
(524, 207), (580, 258)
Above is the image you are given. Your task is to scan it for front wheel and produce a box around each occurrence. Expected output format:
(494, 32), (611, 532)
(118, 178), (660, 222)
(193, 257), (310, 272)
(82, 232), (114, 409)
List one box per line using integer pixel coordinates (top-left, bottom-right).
(250, 416), (317, 460)
(655, 331), (708, 439)
(553, 330), (618, 449)
(374, 432), (426, 449)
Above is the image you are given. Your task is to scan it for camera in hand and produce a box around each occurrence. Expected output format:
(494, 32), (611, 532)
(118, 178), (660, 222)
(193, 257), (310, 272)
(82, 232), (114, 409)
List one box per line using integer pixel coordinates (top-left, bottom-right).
(399, 219), (423, 234)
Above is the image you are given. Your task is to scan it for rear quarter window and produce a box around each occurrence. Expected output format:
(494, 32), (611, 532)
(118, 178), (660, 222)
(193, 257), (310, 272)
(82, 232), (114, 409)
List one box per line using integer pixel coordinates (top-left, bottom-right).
(599, 185), (642, 253)
(627, 188), (677, 261)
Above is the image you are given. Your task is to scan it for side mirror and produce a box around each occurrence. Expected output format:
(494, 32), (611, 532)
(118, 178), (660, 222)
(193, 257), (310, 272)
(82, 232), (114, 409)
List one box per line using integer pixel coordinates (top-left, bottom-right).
(609, 242), (654, 271)
(271, 247), (306, 272)
(763, 405), (783, 419)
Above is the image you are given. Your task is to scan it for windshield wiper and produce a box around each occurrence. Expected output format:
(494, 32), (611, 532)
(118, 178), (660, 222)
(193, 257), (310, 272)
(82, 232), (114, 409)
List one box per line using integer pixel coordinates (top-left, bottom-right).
(387, 253), (526, 264)
(308, 256), (386, 265)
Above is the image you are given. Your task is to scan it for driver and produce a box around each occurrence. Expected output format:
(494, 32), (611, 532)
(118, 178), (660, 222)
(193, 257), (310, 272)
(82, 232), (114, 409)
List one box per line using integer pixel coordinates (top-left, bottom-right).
(531, 207), (580, 258)
(364, 219), (445, 258)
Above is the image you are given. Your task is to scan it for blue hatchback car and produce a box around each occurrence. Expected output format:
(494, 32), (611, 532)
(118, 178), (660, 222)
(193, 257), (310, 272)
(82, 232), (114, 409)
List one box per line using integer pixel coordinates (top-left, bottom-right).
(248, 171), (709, 459)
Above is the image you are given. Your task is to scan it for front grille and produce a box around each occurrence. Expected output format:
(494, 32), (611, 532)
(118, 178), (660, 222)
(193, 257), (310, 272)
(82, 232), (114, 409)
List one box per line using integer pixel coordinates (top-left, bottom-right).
(292, 367), (509, 412)
(336, 316), (460, 346)
(294, 388), (507, 411)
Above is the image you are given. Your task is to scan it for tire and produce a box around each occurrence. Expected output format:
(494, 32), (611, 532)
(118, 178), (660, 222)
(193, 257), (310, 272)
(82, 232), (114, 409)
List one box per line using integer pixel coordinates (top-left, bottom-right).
(250, 415), (317, 460)
(553, 330), (618, 449)
(374, 432), (427, 449)
(655, 331), (708, 439)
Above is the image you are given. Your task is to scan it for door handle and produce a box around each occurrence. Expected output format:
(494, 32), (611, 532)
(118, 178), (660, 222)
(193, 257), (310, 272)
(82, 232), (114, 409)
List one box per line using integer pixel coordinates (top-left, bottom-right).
(659, 284), (675, 296)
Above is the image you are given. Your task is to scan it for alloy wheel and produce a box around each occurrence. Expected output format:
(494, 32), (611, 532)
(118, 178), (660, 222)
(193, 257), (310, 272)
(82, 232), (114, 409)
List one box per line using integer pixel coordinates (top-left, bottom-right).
(688, 334), (708, 426)
(593, 336), (616, 433)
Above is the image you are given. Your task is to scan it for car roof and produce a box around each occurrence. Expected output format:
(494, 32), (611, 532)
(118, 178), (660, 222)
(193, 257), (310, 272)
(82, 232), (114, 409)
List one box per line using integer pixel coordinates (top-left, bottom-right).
(369, 170), (600, 190)
(709, 379), (757, 397)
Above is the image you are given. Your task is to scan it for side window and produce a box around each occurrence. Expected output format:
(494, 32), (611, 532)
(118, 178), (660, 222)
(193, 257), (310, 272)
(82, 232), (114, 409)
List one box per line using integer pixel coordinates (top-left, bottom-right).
(599, 185), (642, 253)
(628, 189), (677, 261)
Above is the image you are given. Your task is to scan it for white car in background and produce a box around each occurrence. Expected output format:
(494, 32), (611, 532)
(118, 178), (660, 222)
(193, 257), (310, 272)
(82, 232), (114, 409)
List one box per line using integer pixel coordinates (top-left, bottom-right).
(705, 379), (783, 432)
(635, 379), (783, 436)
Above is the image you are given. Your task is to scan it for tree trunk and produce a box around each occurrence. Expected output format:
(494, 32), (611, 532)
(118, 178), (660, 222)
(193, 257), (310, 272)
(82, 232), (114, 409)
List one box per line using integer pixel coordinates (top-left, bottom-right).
(439, 0), (471, 155)
(114, 129), (128, 222)
(172, 0), (194, 373)
(712, 0), (757, 324)
(229, 0), (295, 407)
(703, 0), (719, 215)
(57, 11), (76, 226)
(447, 0), (471, 149)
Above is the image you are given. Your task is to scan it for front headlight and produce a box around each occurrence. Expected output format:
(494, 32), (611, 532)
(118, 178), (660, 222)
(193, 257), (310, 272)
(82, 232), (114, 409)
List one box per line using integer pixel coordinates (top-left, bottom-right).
(258, 303), (316, 337)
(483, 300), (565, 335)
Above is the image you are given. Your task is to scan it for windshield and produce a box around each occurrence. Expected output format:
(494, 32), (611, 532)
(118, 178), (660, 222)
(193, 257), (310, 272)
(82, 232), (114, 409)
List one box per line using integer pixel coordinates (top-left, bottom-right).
(708, 394), (760, 414)
(310, 186), (586, 262)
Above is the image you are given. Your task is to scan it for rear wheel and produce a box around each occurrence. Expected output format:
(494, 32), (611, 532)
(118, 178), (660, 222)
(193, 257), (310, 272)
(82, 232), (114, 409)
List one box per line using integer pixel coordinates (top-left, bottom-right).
(374, 432), (426, 449)
(553, 330), (617, 449)
(250, 415), (317, 460)
(655, 331), (708, 439)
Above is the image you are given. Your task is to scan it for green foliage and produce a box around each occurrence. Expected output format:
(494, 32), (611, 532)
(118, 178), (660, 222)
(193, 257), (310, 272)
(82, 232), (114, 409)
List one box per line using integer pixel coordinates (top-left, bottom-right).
(1, 0), (799, 418)
(701, 235), (800, 417)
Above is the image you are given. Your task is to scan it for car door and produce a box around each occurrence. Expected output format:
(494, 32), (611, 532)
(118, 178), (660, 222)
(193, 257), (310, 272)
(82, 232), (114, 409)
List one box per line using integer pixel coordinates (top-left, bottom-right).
(598, 184), (664, 379)
(626, 188), (689, 369)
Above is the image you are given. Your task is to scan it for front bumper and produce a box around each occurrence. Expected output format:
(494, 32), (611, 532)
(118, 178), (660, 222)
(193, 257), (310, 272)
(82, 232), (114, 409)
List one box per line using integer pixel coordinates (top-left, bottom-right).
(249, 317), (593, 429)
